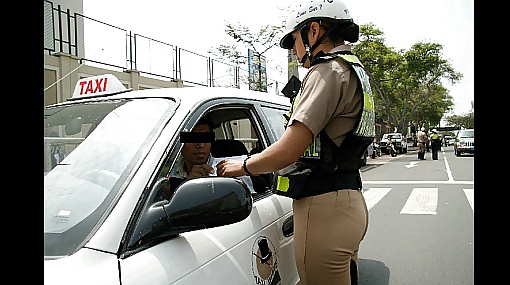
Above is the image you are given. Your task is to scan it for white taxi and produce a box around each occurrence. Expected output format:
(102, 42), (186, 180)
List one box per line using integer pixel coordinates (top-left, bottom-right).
(44, 74), (298, 284)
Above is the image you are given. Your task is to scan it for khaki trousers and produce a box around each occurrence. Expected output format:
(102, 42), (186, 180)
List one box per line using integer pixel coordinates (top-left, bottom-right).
(418, 142), (426, 153)
(293, 189), (369, 285)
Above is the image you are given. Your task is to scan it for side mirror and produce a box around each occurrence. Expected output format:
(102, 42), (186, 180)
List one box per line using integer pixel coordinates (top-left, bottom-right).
(164, 177), (252, 235)
(126, 176), (252, 251)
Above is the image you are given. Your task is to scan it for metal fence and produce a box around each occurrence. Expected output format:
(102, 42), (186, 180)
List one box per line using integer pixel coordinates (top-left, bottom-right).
(43, 0), (284, 91)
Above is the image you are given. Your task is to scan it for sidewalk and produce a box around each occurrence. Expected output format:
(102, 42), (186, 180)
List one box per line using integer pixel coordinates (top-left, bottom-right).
(408, 145), (418, 152)
(365, 145), (419, 167)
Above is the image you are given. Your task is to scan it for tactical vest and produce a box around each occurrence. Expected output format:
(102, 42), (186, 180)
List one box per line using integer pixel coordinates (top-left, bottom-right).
(274, 51), (375, 199)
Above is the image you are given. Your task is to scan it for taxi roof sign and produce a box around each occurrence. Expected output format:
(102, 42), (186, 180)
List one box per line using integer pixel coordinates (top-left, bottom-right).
(72, 74), (128, 99)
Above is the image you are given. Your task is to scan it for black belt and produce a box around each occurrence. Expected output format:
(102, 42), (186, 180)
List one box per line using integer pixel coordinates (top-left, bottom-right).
(335, 172), (362, 191)
(304, 171), (362, 198)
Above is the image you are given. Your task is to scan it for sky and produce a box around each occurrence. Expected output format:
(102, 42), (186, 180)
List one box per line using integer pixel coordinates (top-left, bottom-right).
(82, 0), (474, 116)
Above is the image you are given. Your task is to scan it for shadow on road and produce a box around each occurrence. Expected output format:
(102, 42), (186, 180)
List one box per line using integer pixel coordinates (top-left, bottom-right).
(358, 258), (390, 285)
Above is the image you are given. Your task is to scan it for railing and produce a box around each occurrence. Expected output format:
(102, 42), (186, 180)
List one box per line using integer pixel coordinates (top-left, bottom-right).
(43, 0), (284, 91)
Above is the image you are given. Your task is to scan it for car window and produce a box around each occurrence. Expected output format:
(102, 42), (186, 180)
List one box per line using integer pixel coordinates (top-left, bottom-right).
(457, 130), (474, 138)
(260, 106), (287, 140)
(156, 104), (277, 198)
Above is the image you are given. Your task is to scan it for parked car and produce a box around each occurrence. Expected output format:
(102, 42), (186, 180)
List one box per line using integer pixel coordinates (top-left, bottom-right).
(44, 74), (299, 285)
(379, 133), (408, 154)
(454, 129), (474, 156)
(443, 135), (455, 146)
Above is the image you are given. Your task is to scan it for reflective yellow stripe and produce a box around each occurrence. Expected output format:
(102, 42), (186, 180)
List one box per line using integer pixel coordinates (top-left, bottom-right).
(364, 92), (374, 111)
(276, 176), (289, 192)
(338, 54), (362, 66)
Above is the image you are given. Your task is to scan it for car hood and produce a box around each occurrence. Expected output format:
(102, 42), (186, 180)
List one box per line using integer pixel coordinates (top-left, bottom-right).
(44, 248), (119, 285)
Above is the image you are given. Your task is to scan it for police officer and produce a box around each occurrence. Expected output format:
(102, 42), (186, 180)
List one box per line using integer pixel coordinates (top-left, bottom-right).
(417, 127), (427, 160)
(217, 1), (374, 283)
(430, 129), (441, 160)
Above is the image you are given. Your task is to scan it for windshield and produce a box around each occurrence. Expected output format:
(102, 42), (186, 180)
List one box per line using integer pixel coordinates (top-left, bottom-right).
(457, 130), (474, 138)
(44, 98), (176, 258)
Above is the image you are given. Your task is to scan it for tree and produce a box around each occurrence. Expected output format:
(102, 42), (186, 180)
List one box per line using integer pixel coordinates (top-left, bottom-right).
(354, 23), (403, 129)
(354, 23), (461, 135)
(208, 22), (283, 91)
(445, 111), (474, 129)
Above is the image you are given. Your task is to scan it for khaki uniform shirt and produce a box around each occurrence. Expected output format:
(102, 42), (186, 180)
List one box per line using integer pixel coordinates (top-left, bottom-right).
(417, 131), (427, 143)
(288, 45), (362, 147)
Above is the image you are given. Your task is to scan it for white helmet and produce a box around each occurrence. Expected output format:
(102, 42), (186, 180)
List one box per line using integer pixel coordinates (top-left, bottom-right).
(420, 127), (425, 131)
(432, 129), (437, 133)
(280, 0), (354, 49)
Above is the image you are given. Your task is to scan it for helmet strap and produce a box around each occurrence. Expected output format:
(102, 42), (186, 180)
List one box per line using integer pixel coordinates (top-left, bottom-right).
(299, 25), (312, 65)
(298, 22), (333, 66)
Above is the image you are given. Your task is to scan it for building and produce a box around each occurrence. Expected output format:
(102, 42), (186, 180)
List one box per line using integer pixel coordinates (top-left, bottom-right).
(43, 0), (285, 107)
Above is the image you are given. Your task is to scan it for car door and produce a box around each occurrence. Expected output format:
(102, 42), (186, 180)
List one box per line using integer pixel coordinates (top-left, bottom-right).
(118, 98), (298, 285)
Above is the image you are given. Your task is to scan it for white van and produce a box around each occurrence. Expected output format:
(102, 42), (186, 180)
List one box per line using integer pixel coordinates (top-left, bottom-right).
(44, 74), (298, 284)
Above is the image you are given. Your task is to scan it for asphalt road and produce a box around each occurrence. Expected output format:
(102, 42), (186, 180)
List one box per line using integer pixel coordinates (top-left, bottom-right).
(358, 145), (474, 285)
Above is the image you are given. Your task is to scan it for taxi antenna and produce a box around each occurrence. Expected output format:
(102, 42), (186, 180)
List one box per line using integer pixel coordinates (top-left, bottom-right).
(44, 48), (105, 92)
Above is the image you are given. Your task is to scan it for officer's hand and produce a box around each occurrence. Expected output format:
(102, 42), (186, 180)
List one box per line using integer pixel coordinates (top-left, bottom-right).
(188, 164), (215, 179)
(216, 159), (245, 177)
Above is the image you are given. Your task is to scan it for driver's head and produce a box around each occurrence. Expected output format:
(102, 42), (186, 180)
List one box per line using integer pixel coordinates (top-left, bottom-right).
(181, 116), (214, 167)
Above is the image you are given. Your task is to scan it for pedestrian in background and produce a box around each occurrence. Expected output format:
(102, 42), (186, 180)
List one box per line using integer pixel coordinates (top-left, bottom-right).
(217, 0), (375, 284)
(417, 127), (427, 160)
(430, 129), (441, 160)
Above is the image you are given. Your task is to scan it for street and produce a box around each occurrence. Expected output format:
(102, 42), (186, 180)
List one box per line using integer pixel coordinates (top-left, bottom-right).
(358, 145), (474, 284)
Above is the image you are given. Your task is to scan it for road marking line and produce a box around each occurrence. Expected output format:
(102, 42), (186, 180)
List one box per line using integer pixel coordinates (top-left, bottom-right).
(405, 161), (418, 168)
(363, 180), (473, 185)
(463, 188), (474, 211)
(400, 188), (438, 215)
(362, 187), (391, 210)
(443, 157), (454, 181)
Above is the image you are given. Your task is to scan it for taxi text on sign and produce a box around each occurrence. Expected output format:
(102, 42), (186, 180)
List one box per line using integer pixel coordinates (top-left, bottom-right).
(72, 74), (127, 98)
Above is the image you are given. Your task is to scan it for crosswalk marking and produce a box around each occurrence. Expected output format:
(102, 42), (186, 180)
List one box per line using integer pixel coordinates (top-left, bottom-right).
(363, 187), (474, 214)
(362, 188), (391, 210)
(463, 188), (474, 211)
(400, 188), (438, 215)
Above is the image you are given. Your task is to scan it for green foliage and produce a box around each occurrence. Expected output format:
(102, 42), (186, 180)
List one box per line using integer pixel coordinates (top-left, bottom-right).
(209, 19), (465, 133)
(445, 111), (474, 129)
(354, 24), (462, 135)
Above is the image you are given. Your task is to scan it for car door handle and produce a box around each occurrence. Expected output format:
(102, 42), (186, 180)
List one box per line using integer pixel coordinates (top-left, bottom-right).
(282, 215), (294, 237)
